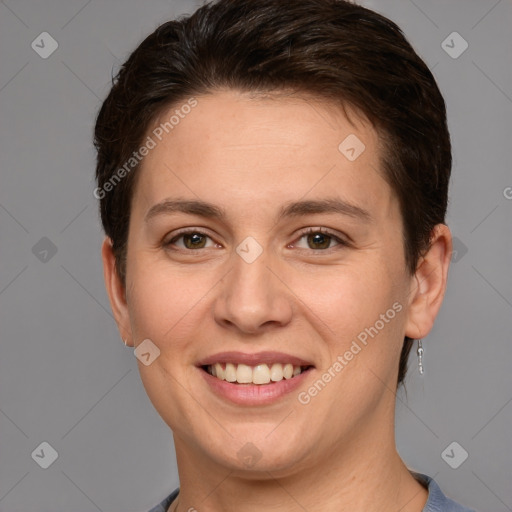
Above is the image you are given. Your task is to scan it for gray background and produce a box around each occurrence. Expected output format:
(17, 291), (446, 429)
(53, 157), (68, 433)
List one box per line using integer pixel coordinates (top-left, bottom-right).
(0, 0), (511, 511)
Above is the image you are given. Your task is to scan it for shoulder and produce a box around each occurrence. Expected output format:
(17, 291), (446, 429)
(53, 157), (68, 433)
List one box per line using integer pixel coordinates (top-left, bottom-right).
(146, 487), (179, 512)
(413, 472), (476, 512)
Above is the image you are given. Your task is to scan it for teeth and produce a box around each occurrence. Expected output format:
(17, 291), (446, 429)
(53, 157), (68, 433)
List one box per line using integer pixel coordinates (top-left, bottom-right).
(253, 364), (271, 384)
(225, 363), (237, 382)
(206, 362), (307, 384)
(236, 364), (253, 384)
(270, 363), (283, 381)
(214, 363), (225, 380)
(283, 363), (293, 379)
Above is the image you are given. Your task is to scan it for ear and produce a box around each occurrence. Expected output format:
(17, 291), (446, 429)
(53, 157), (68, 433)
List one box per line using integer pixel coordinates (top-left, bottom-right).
(101, 237), (133, 347)
(404, 224), (452, 340)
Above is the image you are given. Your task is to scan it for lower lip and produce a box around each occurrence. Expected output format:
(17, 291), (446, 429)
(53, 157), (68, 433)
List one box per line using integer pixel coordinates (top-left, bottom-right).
(199, 367), (313, 406)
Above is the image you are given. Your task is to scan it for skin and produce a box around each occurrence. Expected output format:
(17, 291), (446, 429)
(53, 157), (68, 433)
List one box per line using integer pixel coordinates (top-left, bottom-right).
(102, 89), (452, 512)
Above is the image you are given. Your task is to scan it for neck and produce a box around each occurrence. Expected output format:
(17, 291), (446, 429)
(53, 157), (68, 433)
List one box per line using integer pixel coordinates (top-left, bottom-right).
(171, 404), (428, 512)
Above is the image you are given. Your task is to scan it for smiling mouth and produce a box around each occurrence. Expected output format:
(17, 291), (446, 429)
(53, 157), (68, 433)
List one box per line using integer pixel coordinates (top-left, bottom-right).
(202, 363), (312, 385)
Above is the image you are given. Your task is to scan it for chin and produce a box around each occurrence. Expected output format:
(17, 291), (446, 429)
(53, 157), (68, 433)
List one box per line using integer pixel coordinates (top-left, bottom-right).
(197, 429), (310, 476)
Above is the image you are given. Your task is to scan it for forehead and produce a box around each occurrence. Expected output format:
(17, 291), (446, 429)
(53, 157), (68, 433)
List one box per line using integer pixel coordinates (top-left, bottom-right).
(132, 89), (395, 224)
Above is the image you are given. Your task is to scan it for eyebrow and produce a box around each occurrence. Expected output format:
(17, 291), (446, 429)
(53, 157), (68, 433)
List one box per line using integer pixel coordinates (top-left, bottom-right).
(144, 197), (372, 224)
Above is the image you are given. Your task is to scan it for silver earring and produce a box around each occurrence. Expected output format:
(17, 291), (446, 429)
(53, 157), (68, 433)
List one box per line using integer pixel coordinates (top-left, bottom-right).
(417, 339), (424, 375)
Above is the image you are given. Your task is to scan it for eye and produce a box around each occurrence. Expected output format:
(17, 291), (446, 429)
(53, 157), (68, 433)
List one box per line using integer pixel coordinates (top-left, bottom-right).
(290, 228), (348, 251)
(164, 227), (349, 252)
(164, 229), (218, 250)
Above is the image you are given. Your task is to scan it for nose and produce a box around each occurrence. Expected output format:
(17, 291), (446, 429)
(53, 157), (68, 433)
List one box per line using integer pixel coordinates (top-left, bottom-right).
(213, 245), (293, 335)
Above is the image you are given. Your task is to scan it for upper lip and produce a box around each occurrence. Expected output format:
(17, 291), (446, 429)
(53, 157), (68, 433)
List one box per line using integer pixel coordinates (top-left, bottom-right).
(196, 351), (314, 368)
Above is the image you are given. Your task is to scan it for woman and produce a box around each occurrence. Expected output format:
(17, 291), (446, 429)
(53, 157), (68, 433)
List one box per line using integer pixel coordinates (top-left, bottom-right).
(94, 1), (475, 510)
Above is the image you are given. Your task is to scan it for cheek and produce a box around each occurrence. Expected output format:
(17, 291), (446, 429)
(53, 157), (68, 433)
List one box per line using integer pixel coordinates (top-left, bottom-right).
(297, 264), (397, 334)
(126, 261), (208, 346)
(298, 261), (406, 385)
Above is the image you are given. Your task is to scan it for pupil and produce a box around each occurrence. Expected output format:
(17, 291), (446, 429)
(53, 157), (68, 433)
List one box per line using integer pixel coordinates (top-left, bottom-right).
(308, 233), (330, 249)
(185, 233), (206, 248)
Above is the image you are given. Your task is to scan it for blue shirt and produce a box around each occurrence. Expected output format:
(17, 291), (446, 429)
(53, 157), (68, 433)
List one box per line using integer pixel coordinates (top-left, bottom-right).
(147, 472), (475, 512)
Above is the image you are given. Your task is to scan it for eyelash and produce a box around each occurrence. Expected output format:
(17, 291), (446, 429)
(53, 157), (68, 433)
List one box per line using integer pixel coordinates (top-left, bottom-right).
(164, 227), (349, 252)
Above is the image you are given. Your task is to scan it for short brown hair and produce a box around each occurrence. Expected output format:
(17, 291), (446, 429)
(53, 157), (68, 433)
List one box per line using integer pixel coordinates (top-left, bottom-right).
(94, 0), (451, 386)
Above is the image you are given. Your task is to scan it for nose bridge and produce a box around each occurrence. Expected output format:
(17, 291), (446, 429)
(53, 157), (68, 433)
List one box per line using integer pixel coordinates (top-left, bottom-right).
(215, 238), (292, 332)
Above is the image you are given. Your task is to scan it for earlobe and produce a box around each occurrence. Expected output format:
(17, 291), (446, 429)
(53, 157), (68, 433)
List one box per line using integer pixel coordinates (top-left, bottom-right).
(404, 224), (452, 340)
(101, 237), (133, 347)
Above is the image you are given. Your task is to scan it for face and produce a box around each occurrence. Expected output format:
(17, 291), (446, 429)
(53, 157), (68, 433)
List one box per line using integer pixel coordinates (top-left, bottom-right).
(105, 89), (440, 477)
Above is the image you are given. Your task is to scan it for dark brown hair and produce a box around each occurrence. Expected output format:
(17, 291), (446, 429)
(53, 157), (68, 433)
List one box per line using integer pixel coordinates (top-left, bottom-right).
(94, 0), (451, 386)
